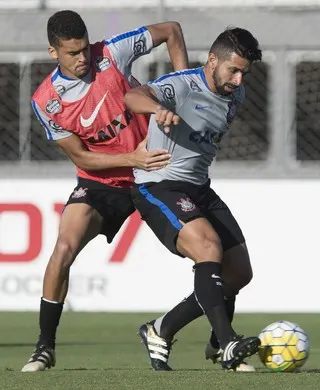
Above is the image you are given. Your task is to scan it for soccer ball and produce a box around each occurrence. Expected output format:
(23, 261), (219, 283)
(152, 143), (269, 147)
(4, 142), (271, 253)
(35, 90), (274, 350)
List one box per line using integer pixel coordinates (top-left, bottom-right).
(258, 320), (309, 372)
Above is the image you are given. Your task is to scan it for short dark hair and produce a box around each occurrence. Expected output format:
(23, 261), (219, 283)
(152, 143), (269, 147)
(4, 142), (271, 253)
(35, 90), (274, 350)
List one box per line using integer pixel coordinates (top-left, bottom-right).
(47, 10), (87, 47)
(210, 27), (262, 63)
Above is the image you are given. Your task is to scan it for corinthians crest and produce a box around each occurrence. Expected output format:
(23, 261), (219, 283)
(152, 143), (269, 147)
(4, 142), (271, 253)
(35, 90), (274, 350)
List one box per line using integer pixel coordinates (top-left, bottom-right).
(72, 187), (88, 198)
(176, 197), (196, 212)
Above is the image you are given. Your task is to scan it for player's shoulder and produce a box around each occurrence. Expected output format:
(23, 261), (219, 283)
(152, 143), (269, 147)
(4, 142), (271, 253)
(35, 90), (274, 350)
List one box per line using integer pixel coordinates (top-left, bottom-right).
(32, 69), (57, 101)
(151, 67), (202, 85)
(90, 41), (105, 51)
(104, 26), (148, 46)
(150, 68), (203, 96)
(149, 68), (203, 102)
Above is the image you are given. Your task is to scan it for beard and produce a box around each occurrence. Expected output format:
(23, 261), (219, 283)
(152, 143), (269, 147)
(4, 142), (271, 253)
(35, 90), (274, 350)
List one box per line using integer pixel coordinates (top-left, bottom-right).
(212, 70), (237, 96)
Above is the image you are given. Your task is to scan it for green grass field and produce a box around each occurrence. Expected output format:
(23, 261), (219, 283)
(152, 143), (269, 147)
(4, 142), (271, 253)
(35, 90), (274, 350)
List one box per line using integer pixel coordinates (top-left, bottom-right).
(0, 313), (319, 390)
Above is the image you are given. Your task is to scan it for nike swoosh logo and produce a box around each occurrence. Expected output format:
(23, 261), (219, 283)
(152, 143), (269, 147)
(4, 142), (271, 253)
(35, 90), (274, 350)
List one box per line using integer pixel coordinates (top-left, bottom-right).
(211, 273), (221, 279)
(195, 104), (211, 110)
(80, 91), (108, 127)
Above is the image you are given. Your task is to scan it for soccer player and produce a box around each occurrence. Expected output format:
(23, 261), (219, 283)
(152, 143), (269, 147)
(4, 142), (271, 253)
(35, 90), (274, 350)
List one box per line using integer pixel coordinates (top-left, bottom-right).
(21, 10), (189, 372)
(124, 27), (262, 371)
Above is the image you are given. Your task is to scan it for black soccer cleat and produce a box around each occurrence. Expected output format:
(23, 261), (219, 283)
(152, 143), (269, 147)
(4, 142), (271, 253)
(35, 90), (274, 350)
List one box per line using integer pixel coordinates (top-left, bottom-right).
(221, 336), (261, 370)
(205, 343), (256, 372)
(21, 345), (56, 372)
(138, 323), (174, 371)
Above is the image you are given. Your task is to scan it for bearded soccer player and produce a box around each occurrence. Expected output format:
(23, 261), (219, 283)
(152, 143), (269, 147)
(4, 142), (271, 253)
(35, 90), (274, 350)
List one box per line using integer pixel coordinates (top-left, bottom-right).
(21, 10), (189, 372)
(125, 27), (262, 371)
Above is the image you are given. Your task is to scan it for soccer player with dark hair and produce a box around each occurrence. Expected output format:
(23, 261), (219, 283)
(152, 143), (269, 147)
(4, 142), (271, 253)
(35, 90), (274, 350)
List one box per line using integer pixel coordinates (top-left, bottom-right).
(21, 10), (189, 372)
(124, 27), (262, 371)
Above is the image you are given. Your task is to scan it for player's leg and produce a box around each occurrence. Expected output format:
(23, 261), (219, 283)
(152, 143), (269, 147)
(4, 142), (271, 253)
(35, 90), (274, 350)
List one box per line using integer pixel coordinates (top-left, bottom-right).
(149, 246), (253, 370)
(22, 181), (134, 373)
(151, 209), (255, 370)
(208, 243), (252, 344)
(42, 205), (102, 301)
(132, 181), (260, 370)
(205, 243), (255, 371)
(21, 202), (103, 372)
(202, 188), (255, 370)
(222, 242), (252, 295)
(132, 182), (202, 370)
(176, 216), (259, 370)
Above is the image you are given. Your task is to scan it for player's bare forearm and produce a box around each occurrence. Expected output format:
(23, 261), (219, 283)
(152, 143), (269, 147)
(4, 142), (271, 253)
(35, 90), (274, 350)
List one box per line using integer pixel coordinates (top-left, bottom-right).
(165, 22), (189, 71)
(55, 134), (137, 170)
(55, 133), (170, 171)
(124, 86), (160, 114)
(70, 151), (137, 171)
(147, 22), (189, 71)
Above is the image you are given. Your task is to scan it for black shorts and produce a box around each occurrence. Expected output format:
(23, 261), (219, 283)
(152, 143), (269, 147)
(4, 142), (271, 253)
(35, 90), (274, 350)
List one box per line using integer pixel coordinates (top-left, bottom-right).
(131, 180), (245, 256)
(66, 178), (135, 243)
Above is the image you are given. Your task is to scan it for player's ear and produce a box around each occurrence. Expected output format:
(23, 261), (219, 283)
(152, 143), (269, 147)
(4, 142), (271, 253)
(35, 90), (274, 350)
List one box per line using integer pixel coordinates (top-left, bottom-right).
(208, 52), (218, 71)
(48, 46), (58, 61)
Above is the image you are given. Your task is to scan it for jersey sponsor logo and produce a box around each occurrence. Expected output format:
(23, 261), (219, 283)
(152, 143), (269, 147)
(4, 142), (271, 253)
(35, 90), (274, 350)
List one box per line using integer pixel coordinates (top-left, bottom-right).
(56, 85), (66, 96)
(190, 80), (202, 92)
(195, 104), (211, 110)
(80, 92), (109, 128)
(134, 39), (146, 57)
(48, 120), (63, 131)
(95, 56), (111, 72)
(87, 108), (133, 144)
(72, 187), (88, 199)
(189, 130), (223, 145)
(160, 84), (175, 100)
(176, 197), (196, 212)
(46, 99), (61, 114)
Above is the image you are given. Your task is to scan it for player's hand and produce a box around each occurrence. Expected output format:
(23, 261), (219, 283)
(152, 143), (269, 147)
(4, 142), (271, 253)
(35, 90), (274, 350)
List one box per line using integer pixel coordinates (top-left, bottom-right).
(155, 105), (180, 133)
(131, 137), (171, 170)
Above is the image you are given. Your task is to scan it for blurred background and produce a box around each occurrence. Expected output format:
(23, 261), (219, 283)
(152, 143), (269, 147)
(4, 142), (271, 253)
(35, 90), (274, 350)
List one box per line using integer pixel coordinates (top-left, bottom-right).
(0, 0), (319, 313)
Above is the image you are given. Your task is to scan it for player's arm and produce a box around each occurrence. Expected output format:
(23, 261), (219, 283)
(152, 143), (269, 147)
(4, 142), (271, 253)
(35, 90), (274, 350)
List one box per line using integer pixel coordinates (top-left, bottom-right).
(124, 85), (178, 133)
(55, 134), (171, 171)
(106, 22), (188, 76)
(147, 22), (189, 71)
(32, 101), (170, 171)
(124, 75), (188, 133)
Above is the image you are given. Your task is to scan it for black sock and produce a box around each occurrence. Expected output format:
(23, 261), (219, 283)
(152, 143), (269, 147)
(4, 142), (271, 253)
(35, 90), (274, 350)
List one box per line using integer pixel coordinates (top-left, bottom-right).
(153, 293), (203, 339)
(209, 295), (236, 348)
(194, 262), (236, 349)
(37, 298), (64, 349)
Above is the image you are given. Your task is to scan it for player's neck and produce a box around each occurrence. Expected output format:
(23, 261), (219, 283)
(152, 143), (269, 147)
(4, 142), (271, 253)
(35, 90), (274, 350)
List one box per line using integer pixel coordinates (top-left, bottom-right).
(58, 64), (90, 80)
(202, 65), (216, 93)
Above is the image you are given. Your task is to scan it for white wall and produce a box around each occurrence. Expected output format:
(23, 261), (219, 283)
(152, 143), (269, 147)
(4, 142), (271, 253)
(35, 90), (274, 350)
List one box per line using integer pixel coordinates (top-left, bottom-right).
(0, 179), (318, 312)
(1, 0), (319, 9)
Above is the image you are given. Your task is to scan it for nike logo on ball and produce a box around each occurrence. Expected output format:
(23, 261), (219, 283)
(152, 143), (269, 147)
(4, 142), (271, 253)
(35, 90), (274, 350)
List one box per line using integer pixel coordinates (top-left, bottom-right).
(80, 91), (108, 127)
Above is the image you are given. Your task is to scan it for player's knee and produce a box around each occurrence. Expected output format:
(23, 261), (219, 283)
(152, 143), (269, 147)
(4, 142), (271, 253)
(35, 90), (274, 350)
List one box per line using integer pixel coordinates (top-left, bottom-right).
(201, 236), (223, 259)
(242, 265), (253, 287)
(233, 264), (253, 291)
(178, 232), (222, 262)
(51, 238), (76, 270)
